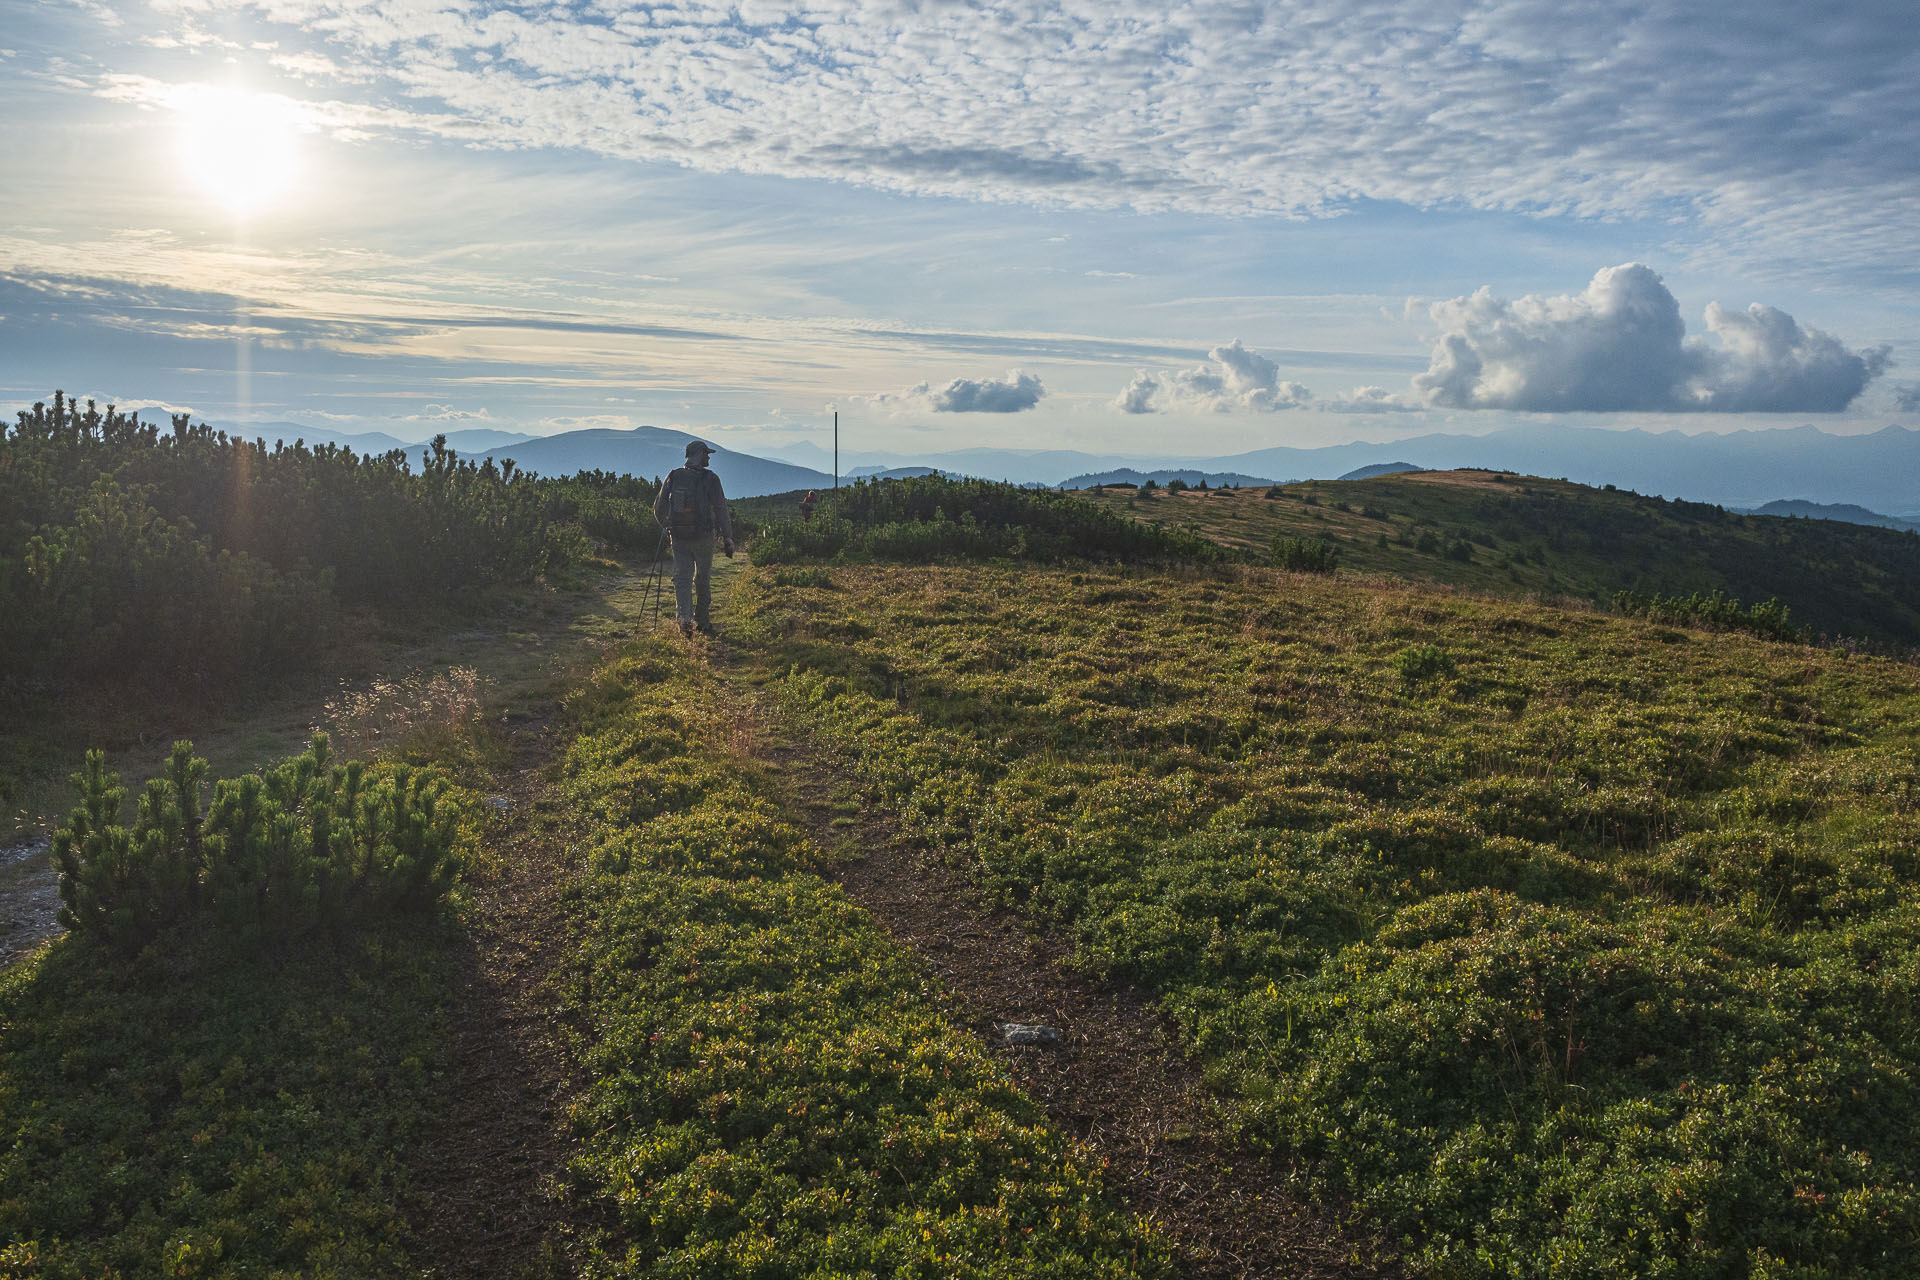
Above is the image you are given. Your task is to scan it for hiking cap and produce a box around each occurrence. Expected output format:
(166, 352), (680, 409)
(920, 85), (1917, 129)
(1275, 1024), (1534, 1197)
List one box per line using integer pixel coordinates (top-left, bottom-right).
(685, 439), (714, 458)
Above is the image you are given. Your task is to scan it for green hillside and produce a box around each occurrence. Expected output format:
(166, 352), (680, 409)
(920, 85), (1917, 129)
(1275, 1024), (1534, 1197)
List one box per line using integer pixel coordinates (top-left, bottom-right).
(1075, 470), (1920, 646)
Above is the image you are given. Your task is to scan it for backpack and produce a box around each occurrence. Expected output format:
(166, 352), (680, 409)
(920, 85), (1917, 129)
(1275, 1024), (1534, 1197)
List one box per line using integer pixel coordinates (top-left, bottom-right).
(665, 467), (716, 536)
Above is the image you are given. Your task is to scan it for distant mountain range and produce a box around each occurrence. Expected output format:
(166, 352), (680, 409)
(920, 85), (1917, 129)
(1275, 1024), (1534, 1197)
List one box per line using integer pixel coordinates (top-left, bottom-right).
(1742, 500), (1919, 533)
(768, 424), (1920, 518)
(1338, 462), (1425, 481)
(1060, 467), (1277, 489)
(765, 440), (1121, 487)
(464, 427), (831, 497)
(1209, 424), (1920, 520)
(219, 421), (831, 498)
(211, 418), (1920, 519)
(212, 421), (542, 457)
(847, 465), (966, 481)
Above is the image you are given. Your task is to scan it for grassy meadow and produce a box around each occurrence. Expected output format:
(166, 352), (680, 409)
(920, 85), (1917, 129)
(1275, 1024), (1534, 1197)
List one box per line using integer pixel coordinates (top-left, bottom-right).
(737, 559), (1920, 1277)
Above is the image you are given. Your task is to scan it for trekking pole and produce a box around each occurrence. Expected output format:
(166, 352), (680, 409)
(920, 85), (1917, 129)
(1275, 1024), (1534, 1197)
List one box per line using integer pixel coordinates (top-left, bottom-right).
(638, 526), (670, 623)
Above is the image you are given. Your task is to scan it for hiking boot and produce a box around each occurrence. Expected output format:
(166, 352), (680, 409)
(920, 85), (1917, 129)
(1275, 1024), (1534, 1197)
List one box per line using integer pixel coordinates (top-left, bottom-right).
(695, 622), (716, 636)
(678, 620), (694, 638)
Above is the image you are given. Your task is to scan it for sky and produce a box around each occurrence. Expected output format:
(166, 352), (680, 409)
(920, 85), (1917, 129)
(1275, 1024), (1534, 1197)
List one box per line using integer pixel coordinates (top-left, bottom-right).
(3, 0), (1917, 460)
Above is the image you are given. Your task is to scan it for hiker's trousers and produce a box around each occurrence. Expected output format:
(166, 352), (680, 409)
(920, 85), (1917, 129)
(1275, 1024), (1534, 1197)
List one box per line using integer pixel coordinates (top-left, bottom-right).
(670, 532), (715, 628)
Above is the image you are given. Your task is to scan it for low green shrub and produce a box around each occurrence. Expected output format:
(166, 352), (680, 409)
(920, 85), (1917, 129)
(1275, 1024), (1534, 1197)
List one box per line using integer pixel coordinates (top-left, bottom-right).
(55, 736), (462, 951)
(1613, 588), (1805, 643)
(1394, 642), (1457, 681)
(769, 565), (834, 588)
(1268, 535), (1339, 574)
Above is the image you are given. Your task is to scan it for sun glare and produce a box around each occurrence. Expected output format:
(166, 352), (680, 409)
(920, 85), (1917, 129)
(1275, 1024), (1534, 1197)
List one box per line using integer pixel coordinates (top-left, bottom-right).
(174, 86), (303, 218)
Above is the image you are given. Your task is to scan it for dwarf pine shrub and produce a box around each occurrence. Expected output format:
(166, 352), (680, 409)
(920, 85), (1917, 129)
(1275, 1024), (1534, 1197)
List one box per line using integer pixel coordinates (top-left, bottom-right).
(1613, 588), (1805, 643)
(1268, 534), (1340, 574)
(55, 735), (462, 951)
(1, 392), (651, 690)
(1393, 642), (1457, 682)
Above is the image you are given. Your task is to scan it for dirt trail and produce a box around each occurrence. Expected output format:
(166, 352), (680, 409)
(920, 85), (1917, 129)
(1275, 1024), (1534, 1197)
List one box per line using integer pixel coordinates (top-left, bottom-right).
(711, 583), (1398, 1279)
(404, 560), (692, 1275)
(405, 710), (585, 1279)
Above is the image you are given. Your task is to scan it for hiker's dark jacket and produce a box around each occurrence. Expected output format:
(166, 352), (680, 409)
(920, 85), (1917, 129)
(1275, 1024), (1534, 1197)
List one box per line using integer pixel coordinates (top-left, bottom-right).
(653, 464), (734, 542)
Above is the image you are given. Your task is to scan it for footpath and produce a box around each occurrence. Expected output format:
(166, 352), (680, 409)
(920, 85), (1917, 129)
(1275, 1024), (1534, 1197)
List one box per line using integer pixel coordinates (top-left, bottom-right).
(413, 558), (1390, 1278)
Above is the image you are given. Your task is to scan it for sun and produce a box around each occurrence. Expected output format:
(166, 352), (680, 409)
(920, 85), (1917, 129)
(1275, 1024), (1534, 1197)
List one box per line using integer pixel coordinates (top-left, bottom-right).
(174, 86), (303, 218)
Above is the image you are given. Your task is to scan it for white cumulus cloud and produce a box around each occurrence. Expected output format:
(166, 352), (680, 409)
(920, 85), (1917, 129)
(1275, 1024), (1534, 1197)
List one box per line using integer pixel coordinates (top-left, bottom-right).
(874, 369), (1045, 413)
(1408, 265), (1889, 413)
(1117, 340), (1312, 414)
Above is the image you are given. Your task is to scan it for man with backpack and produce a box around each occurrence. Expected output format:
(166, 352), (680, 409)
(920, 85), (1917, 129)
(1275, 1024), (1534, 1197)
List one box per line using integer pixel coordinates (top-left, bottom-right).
(652, 439), (735, 636)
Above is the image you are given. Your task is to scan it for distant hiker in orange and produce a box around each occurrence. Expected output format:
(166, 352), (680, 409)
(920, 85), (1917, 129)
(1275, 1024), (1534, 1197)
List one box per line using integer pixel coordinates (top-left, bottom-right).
(800, 489), (818, 521)
(652, 439), (734, 636)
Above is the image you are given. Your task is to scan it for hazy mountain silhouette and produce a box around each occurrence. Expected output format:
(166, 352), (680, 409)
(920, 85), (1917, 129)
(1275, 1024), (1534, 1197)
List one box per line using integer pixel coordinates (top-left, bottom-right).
(1061, 467), (1279, 488)
(1744, 499), (1919, 533)
(763, 440), (1121, 485)
(211, 421), (412, 454)
(1337, 462), (1425, 481)
(1214, 424), (1920, 518)
(216, 422), (539, 457)
(213, 419), (1920, 516)
(783, 423), (1919, 518)
(474, 427), (831, 497)
(848, 466), (967, 480)
(208, 422), (826, 497)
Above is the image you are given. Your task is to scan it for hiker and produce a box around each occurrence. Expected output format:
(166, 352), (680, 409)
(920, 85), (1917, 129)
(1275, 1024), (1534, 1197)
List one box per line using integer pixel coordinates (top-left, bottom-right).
(652, 439), (735, 636)
(800, 489), (818, 521)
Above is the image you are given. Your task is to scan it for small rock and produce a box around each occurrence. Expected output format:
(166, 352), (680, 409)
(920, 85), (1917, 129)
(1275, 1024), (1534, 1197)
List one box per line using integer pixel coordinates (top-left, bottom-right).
(0, 838), (51, 869)
(1000, 1023), (1063, 1046)
(485, 795), (514, 812)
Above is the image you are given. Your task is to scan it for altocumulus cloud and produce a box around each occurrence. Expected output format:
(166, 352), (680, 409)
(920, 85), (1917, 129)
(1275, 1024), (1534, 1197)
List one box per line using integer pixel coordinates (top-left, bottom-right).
(1118, 341), (1311, 414)
(874, 370), (1045, 413)
(89, 0), (1920, 276)
(1409, 265), (1890, 413)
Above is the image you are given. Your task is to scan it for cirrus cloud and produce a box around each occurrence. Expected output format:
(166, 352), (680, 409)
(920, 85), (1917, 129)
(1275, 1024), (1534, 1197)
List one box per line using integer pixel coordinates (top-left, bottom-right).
(1409, 265), (1890, 413)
